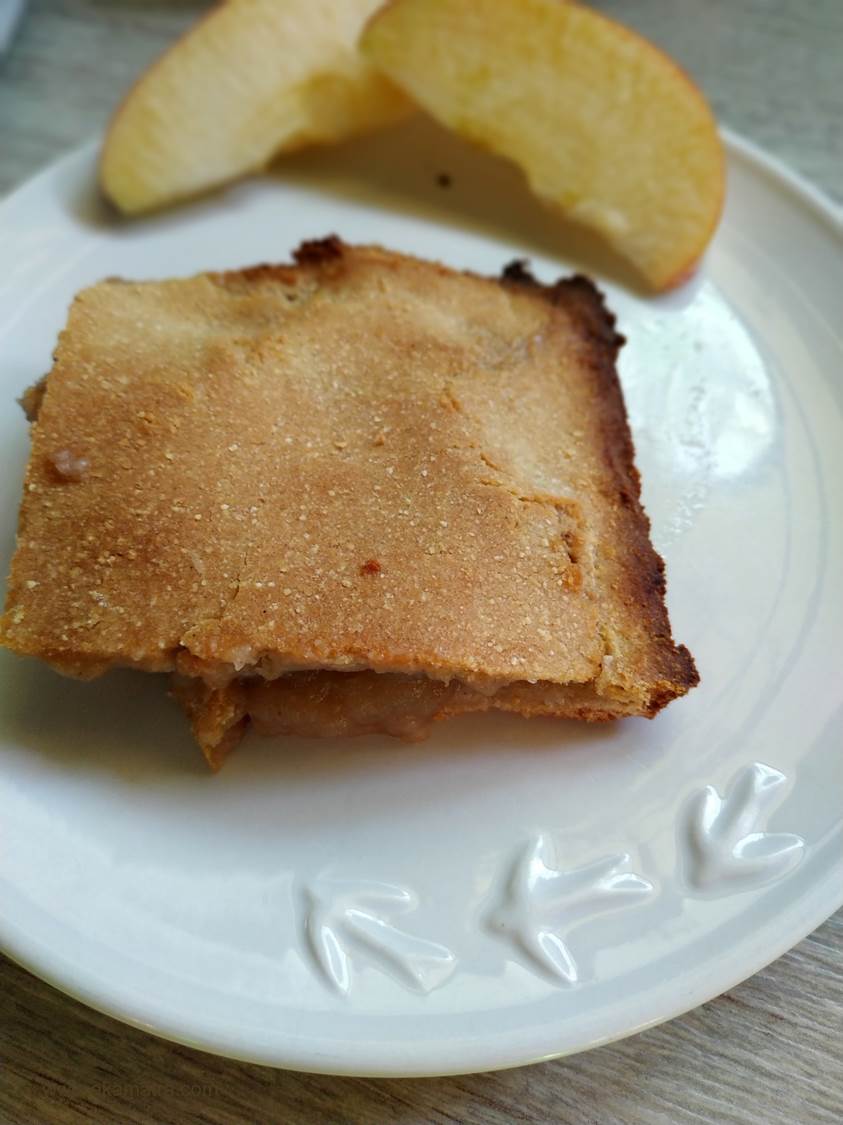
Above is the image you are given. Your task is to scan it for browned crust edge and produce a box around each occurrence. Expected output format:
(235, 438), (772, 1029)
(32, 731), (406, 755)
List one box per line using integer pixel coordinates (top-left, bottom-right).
(499, 259), (697, 698)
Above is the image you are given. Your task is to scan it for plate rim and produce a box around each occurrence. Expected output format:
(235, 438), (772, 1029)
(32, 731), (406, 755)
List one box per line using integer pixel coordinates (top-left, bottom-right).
(0, 128), (841, 1077)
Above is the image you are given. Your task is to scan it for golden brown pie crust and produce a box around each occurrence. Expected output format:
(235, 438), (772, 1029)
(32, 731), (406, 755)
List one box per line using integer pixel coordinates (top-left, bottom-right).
(0, 238), (697, 767)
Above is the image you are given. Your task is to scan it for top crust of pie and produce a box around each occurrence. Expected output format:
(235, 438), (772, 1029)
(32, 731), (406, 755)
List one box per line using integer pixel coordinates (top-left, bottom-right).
(0, 238), (697, 712)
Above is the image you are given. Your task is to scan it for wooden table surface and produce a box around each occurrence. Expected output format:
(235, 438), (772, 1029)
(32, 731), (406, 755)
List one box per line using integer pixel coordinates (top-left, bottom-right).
(1, 3), (841, 1122)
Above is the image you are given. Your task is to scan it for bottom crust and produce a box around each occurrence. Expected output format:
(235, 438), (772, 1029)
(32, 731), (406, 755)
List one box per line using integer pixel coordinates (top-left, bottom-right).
(172, 669), (649, 771)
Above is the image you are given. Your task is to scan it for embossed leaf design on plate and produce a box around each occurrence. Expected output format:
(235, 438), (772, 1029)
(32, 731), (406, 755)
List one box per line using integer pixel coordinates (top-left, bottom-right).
(302, 880), (456, 995)
(487, 834), (653, 986)
(686, 762), (805, 891)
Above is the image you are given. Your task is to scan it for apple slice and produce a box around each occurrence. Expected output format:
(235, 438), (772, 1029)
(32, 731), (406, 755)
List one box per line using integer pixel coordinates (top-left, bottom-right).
(100, 0), (412, 214)
(361, 0), (725, 289)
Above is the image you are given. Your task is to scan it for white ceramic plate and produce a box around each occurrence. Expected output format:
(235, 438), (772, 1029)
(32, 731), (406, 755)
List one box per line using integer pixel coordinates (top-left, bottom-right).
(0, 124), (841, 1077)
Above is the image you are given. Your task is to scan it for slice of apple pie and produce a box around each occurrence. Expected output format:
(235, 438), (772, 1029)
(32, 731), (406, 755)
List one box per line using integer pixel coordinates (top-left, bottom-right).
(0, 238), (697, 768)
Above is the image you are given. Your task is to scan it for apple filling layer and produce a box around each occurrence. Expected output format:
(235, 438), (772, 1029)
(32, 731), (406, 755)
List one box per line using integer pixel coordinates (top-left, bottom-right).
(172, 668), (636, 771)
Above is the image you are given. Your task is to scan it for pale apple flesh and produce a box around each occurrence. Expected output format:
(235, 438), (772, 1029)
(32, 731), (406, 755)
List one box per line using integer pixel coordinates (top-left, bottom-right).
(100, 0), (412, 214)
(361, 0), (725, 290)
